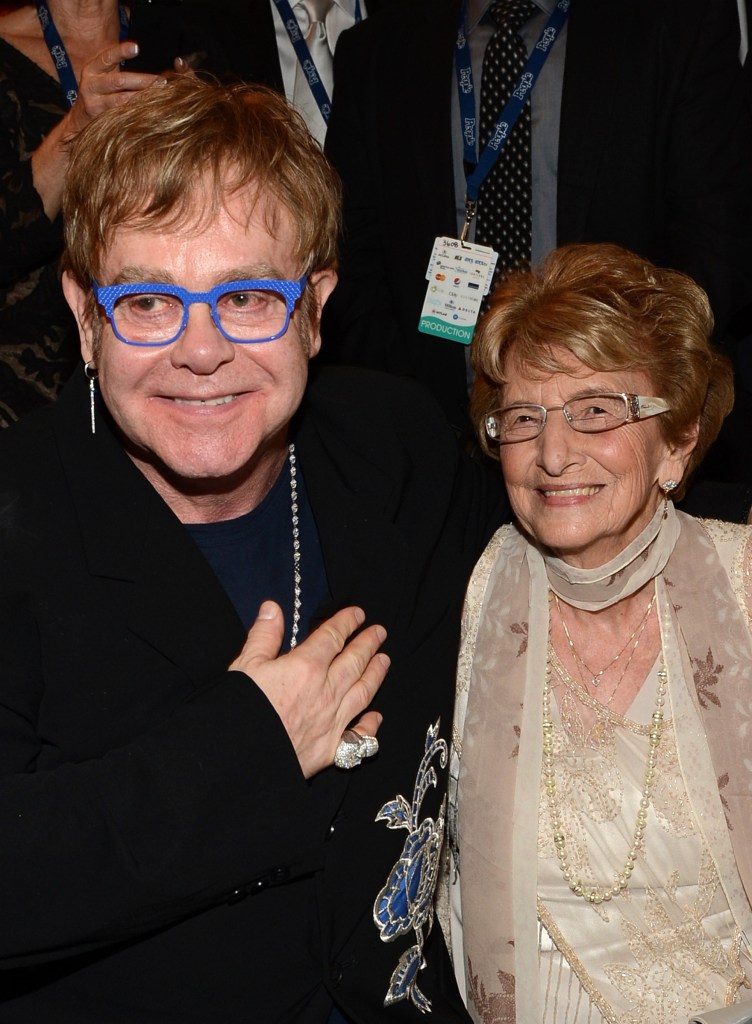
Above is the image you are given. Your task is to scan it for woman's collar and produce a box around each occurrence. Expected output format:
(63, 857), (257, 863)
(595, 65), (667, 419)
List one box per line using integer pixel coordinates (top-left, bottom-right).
(542, 501), (681, 610)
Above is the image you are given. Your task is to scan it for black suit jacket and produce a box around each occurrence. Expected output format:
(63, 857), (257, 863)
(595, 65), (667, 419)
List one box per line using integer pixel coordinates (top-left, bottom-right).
(324, 0), (752, 428)
(122, 0), (287, 85)
(0, 366), (503, 1021)
(192, 0), (285, 87)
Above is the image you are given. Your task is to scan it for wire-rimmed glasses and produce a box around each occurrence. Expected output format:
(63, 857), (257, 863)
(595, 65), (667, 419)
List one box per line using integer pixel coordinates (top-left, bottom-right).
(485, 393), (670, 444)
(91, 275), (307, 346)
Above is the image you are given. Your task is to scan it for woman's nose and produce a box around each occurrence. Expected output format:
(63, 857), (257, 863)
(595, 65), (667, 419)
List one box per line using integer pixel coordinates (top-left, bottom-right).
(535, 409), (583, 475)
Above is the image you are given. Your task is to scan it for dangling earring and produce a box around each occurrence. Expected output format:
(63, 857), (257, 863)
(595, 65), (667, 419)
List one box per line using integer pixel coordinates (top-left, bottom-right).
(660, 479), (678, 519)
(84, 361), (98, 435)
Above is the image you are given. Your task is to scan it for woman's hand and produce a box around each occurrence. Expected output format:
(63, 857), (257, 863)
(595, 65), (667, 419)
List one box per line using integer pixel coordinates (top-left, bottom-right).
(32, 41), (160, 220)
(230, 602), (388, 779)
(63, 41), (159, 136)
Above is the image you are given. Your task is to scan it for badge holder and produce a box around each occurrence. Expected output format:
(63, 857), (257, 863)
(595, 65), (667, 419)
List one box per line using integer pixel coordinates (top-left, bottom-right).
(418, 0), (568, 348)
(418, 199), (498, 346)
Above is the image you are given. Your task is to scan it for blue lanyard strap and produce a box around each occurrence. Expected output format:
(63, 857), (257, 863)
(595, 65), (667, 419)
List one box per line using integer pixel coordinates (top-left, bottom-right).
(37, 3), (129, 109)
(454, 8), (478, 169)
(456, 0), (569, 237)
(273, 0), (361, 124)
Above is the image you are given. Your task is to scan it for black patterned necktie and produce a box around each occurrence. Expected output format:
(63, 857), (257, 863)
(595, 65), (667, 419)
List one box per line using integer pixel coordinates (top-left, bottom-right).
(474, 0), (537, 276)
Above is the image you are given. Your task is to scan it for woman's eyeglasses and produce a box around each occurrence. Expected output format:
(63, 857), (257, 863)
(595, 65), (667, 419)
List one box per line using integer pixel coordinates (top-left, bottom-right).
(485, 393), (670, 444)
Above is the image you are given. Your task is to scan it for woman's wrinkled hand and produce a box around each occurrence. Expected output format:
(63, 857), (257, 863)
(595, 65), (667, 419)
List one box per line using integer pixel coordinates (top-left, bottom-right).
(64, 41), (161, 136)
(32, 41), (165, 219)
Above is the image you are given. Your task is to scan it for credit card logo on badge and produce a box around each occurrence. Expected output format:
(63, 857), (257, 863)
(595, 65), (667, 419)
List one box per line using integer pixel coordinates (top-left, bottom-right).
(468, 281), (480, 290)
(435, 273), (446, 281)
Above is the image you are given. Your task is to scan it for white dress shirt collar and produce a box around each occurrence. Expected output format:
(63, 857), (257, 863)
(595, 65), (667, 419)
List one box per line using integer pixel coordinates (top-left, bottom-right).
(467, 0), (553, 34)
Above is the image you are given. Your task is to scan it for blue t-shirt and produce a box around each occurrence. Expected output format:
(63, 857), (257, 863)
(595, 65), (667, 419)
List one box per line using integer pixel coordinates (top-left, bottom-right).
(186, 458), (328, 650)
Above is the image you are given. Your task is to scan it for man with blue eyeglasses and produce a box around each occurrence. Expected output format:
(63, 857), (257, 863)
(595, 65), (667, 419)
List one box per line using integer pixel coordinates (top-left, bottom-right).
(0, 75), (504, 1021)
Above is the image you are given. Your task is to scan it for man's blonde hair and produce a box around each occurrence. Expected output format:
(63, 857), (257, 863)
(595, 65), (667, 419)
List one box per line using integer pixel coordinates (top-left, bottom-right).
(63, 75), (342, 350)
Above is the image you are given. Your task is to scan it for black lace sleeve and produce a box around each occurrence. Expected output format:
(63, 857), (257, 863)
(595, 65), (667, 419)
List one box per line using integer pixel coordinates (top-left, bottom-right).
(0, 38), (79, 425)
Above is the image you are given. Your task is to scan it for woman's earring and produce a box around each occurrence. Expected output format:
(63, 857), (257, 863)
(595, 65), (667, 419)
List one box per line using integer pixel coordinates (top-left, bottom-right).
(660, 479), (679, 519)
(84, 362), (98, 435)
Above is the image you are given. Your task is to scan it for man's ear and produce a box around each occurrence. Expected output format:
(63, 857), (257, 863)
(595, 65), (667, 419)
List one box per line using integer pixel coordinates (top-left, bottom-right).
(306, 268), (338, 358)
(62, 271), (97, 363)
(310, 268), (338, 309)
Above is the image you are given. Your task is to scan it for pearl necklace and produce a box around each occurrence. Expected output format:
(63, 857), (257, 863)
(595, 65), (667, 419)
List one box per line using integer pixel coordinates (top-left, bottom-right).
(288, 443), (301, 649)
(542, 654), (668, 904)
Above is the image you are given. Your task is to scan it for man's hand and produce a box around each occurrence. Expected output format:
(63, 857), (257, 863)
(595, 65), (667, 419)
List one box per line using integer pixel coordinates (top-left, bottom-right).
(230, 602), (388, 779)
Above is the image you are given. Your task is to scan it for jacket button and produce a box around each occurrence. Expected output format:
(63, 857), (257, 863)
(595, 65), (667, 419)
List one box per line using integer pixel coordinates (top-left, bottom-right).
(329, 963), (343, 987)
(327, 812), (346, 840)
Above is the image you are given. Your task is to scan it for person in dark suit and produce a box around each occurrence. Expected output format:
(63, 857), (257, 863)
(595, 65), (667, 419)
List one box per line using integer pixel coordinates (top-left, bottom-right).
(0, 75), (504, 1021)
(200, 0), (384, 143)
(324, 0), (752, 436)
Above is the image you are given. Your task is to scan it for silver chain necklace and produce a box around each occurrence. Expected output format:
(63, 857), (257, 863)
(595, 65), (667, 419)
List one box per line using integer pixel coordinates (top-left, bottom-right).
(288, 443), (301, 648)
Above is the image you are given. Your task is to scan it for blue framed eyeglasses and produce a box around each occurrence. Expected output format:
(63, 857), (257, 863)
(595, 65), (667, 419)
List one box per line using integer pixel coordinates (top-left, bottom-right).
(91, 275), (308, 346)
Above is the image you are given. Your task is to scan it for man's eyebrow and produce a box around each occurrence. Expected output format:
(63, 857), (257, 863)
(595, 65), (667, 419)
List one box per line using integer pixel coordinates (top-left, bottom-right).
(110, 267), (179, 286)
(216, 265), (288, 283)
(108, 265), (291, 287)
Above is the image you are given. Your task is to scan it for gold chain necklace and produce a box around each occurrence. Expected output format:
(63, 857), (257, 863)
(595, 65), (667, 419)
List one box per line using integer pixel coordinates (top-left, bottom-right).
(553, 589), (656, 689)
(542, 653), (668, 904)
(547, 642), (651, 727)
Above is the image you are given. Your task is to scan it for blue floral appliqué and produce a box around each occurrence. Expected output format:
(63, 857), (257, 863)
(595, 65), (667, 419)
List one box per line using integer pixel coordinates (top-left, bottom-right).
(373, 720), (448, 1013)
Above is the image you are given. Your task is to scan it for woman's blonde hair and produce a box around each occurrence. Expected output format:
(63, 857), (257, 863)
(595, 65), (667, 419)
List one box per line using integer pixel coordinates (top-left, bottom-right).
(471, 243), (733, 497)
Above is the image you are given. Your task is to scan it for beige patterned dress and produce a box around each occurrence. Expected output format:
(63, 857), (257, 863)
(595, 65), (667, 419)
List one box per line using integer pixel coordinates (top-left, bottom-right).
(538, 653), (751, 1023)
(445, 516), (752, 1024)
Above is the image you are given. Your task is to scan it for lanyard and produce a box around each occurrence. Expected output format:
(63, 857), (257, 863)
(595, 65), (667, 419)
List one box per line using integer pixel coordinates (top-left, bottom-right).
(272, 0), (361, 124)
(455, 0), (569, 239)
(37, 3), (129, 109)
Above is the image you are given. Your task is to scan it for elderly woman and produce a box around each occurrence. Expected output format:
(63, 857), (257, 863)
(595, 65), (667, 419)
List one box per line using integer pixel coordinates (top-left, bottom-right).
(446, 243), (752, 1024)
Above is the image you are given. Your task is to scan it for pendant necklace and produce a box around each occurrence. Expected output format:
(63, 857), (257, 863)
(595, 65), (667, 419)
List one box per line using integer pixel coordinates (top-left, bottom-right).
(553, 589), (656, 690)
